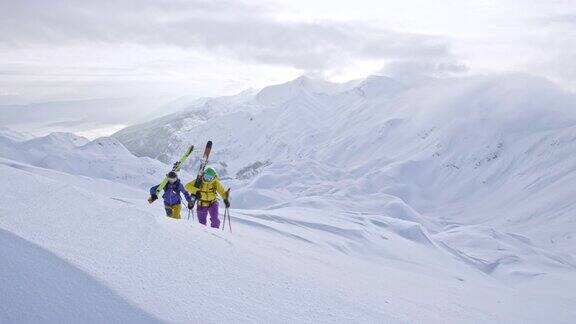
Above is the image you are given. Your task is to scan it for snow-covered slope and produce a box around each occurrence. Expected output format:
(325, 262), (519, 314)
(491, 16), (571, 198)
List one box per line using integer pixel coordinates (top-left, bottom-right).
(1, 158), (574, 323)
(113, 76), (359, 163)
(0, 132), (176, 189)
(2, 72), (576, 322)
(114, 73), (576, 257)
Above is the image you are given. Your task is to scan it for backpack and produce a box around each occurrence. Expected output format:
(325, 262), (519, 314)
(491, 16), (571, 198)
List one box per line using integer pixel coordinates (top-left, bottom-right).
(166, 180), (181, 193)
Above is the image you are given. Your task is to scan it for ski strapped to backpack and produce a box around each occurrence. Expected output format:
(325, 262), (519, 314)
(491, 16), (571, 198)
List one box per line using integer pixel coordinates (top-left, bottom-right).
(190, 140), (213, 208)
(154, 145), (194, 197)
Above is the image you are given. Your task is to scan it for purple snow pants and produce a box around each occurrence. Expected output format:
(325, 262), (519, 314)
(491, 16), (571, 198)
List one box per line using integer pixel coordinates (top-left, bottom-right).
(197, 202), (220, 228)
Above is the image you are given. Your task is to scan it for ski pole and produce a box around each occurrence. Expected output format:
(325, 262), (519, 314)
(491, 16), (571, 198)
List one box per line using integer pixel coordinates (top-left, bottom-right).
(222, 207), (232, 233)
(222, 207), (226, 231)
(187, 199), (195, 222)
(227, 208), (232, 233)
(222, 188), (232, 232)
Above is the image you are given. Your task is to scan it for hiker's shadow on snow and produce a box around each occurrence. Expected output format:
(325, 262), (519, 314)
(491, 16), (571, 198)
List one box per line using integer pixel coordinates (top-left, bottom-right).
(0, 229), (160, 323)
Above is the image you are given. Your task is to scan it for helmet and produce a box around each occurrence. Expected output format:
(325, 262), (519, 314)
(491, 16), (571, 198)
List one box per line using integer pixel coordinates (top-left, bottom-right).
(167, 171), (178, 183)
(203, 167), (217, 181)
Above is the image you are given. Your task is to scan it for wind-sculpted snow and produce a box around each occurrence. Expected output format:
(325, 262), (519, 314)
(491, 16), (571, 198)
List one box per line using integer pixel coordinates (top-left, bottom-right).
(435, 226), (576, 281)
(1, 159), (575, 322)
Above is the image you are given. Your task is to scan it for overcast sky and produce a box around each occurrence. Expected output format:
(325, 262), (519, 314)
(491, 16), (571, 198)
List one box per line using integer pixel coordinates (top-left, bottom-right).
(1, 0), (575, 104)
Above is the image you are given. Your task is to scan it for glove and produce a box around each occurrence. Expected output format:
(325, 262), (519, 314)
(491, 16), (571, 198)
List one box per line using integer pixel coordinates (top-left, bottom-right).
(224, 199), (231, 208)
(148, 195), (158, 204)
(187, 201), (194, 210)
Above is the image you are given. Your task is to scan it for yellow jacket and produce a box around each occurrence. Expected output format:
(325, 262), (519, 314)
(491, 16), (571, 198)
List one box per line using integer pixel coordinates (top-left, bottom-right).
(185, 178), (229, 207)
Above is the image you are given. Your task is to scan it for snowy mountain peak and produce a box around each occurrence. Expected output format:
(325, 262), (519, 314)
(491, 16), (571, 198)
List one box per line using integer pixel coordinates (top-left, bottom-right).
(24, 132), (90, 149)
(355, 75), (405, 98)
(256, 75), (358, 106)
(179, 88), (259, 113)
(78, 137), (130, 154)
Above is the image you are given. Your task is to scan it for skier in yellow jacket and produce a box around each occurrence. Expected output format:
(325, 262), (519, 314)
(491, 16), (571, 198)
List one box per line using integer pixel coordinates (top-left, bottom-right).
(185, 166), (230, 228)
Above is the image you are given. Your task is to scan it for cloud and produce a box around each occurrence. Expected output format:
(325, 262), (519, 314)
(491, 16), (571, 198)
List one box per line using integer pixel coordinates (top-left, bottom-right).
(539, 14), (576, 26)
(523, 12), (576, 90)
(380, 58), (469, 79)
(0, 0), (454, 70)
